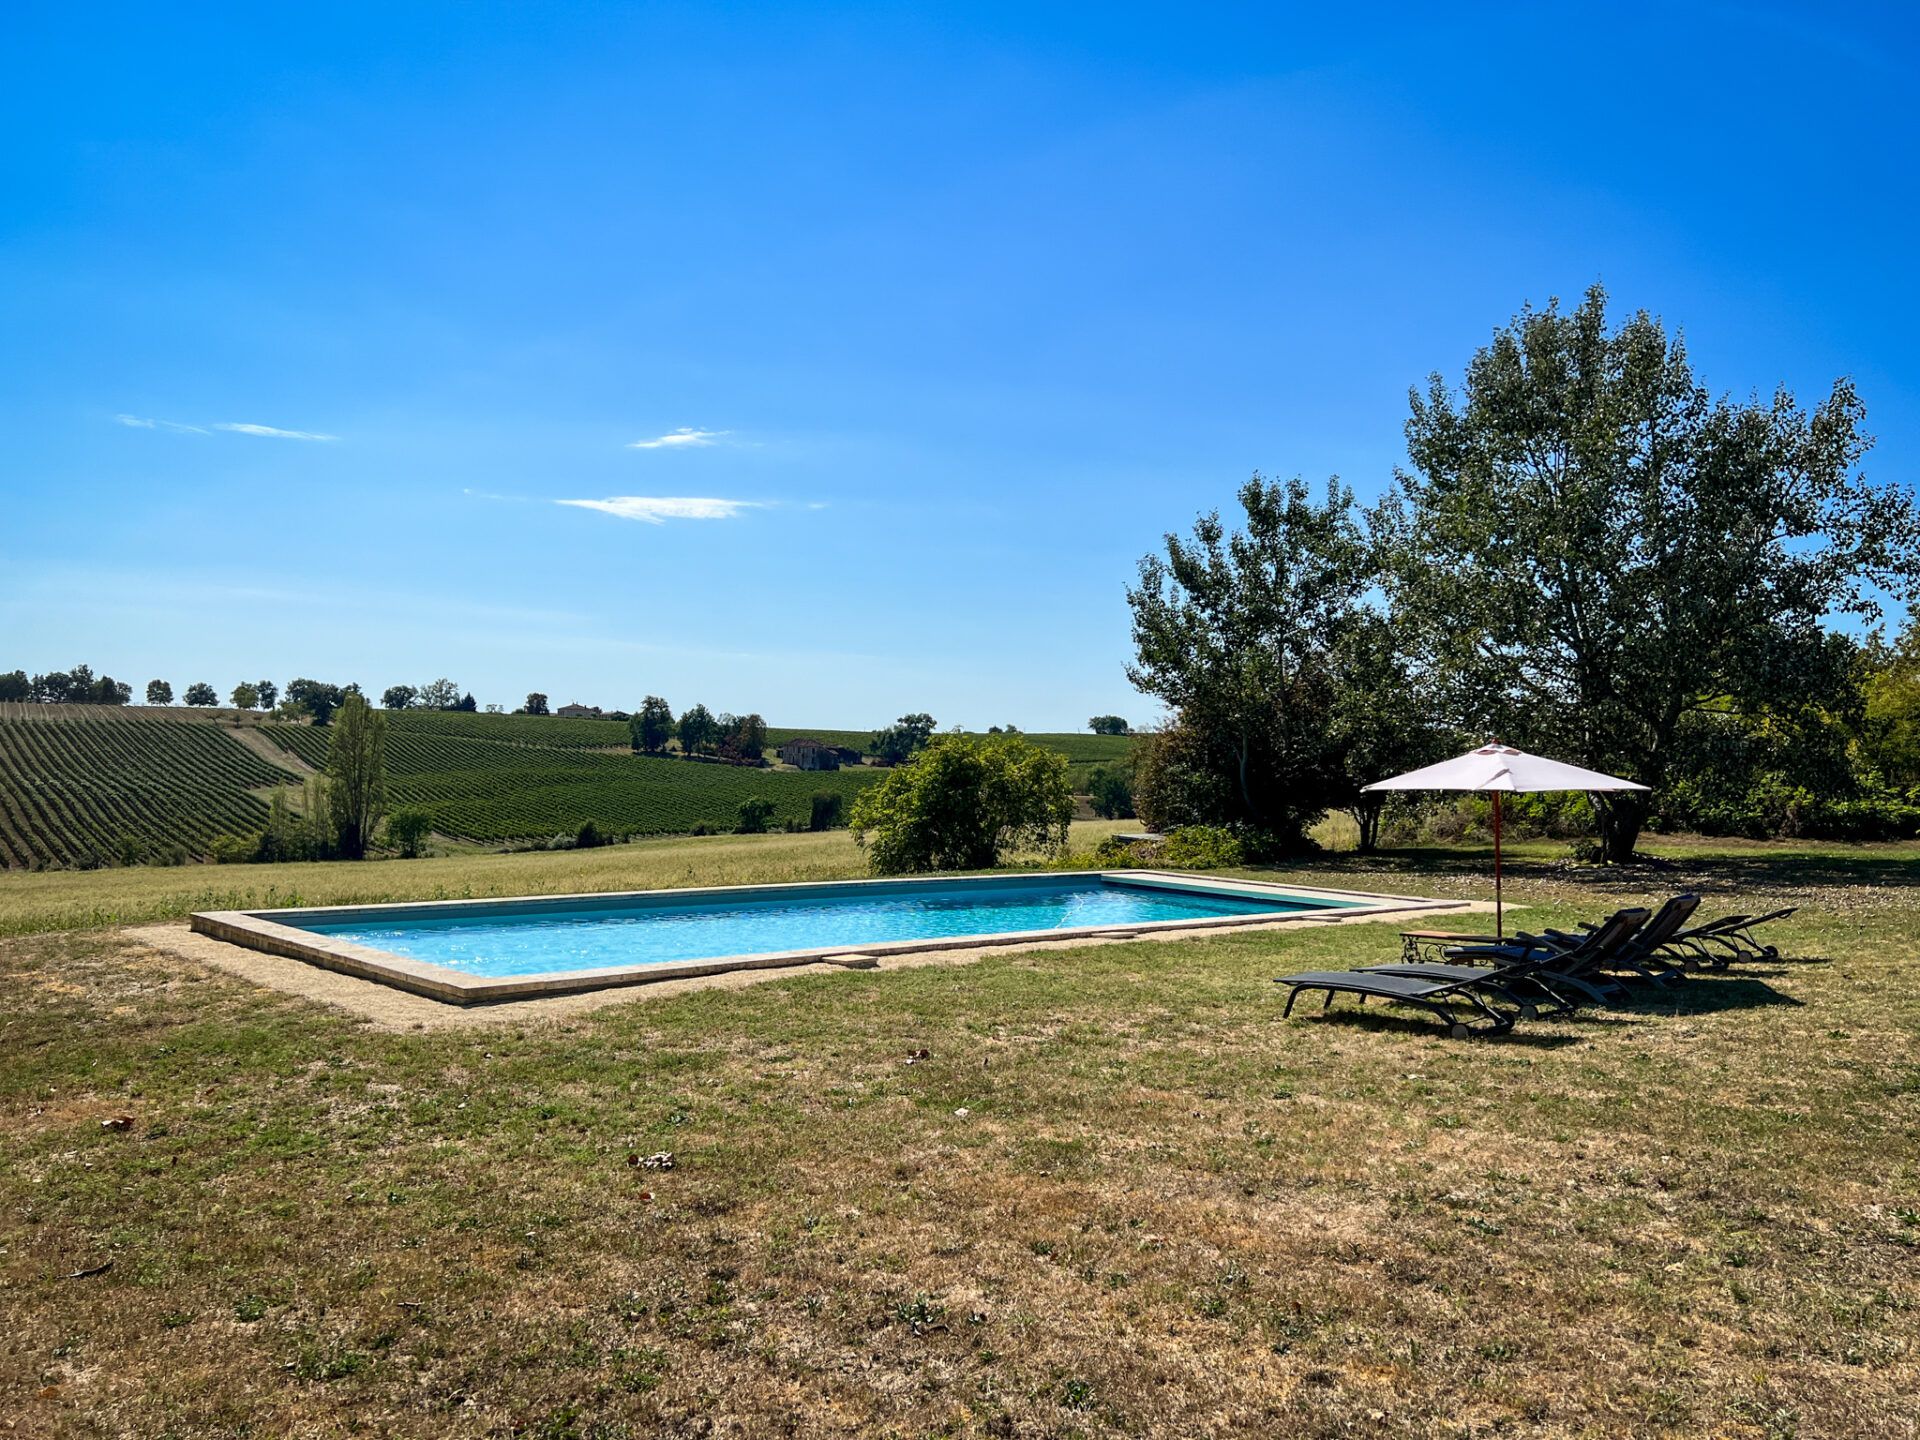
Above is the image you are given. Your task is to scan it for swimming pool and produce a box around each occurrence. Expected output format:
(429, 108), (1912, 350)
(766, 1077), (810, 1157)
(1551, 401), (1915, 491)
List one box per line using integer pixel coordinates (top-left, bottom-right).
(192, 871), (1459, 1004)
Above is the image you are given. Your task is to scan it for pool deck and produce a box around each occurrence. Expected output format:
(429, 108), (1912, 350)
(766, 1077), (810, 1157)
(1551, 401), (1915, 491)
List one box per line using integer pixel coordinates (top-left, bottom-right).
(189, 870), (1475, 1008)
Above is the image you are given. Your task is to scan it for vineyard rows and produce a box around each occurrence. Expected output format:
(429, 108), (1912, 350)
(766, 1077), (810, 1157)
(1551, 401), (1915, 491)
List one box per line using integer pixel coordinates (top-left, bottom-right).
(267, 727), (879, 842)
(0, 705), (297, 868)
(0, 706), (1131, 867)
(386, 710), (632, 749)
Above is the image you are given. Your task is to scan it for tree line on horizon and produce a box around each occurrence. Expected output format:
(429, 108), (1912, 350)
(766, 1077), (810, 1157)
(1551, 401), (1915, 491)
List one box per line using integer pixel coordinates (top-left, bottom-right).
(1, 670), (1129, 748)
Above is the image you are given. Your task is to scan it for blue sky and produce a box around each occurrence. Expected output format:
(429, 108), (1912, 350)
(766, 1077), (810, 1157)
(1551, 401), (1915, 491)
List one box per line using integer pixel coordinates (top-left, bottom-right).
(4, 4), (1915, 729)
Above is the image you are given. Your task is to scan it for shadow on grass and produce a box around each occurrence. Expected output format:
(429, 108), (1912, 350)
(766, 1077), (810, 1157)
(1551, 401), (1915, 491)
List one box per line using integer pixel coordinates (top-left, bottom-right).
(1277, 847), (1920, 896)
(1705, 953), (1834, 971)
(1299, 1004), (1588, 1048)
(1284, 972), (1798, 1044)
(1617, 975), (1804, 1016)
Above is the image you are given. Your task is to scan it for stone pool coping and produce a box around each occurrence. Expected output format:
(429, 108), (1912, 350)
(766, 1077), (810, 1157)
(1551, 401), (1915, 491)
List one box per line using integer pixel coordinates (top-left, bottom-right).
(190, 870), (1472, 1007)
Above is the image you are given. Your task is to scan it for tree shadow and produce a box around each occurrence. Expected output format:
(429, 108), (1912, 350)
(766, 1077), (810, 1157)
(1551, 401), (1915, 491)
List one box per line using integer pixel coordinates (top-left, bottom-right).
(1281, 846), (1920, 897)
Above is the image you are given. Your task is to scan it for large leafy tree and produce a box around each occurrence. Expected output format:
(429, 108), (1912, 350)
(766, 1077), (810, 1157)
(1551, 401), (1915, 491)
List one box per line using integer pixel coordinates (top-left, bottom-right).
(418, 677), (461, 710)
(1126, 475), (1372, 848)
(630, 695), (674, 754)
(143, 678), (171, 706)
(717, 712), (768, 764)
(1862, 617), (1920, 790)
(1328, 613), (1452, 851)
(676, 703), (719, 756)
(325, 691), (388, 860)
(1375, 285), (1918, 860)
(871, 712), (936, 765)
(29, 668), (122, 706)
(850, 732), (1072, 874)
(286, 678), (345, 725)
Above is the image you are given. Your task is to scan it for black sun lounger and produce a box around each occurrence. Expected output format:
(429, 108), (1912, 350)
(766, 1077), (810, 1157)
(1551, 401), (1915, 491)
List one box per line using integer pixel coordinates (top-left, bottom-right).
(1360, 906), (1651, 1013)
(1537, 895), (1699, 985)
(1574, 901), (1795, 969)
(1665, 906), (1796, 967)
(1274, 958), (1541, 1038)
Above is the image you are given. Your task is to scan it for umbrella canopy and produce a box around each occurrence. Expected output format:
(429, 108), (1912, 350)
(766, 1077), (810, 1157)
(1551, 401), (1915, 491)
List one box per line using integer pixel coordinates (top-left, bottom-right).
(1362, 744), (1649, 797)
(1362, 744), (1647, 936)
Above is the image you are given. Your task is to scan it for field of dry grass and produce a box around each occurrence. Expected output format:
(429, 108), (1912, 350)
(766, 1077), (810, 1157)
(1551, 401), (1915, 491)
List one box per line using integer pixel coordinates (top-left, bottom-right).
(0, 824), (1119, 939)
(2, 838), (1917, 1437)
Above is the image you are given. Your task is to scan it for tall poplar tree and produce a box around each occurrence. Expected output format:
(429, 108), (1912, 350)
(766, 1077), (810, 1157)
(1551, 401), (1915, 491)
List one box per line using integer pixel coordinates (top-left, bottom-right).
(325, 691), (389, 860)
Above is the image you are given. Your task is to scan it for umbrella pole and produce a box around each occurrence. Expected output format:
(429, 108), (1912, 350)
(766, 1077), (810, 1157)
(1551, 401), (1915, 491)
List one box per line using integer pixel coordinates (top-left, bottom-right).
(1493, 791), (1504, 938)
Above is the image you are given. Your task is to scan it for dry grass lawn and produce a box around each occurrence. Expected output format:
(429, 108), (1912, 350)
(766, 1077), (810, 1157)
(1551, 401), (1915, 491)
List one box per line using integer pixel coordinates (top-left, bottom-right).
(2, 838), (1917, 1437)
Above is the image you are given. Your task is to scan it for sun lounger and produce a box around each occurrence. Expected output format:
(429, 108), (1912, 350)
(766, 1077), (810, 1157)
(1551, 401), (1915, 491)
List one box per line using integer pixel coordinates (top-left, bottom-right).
(1536, 895), (1698, 985)
(1573, 902), (1795, 969)
(1273, 962), (1535, 1038)
(1361, 906), (1651, 1012)
(1665, 906), (1795, 967)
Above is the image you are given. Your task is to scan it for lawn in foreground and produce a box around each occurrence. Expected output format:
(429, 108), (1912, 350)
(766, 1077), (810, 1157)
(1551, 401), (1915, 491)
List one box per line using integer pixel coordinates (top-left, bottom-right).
(2, 849), (1918, 1437)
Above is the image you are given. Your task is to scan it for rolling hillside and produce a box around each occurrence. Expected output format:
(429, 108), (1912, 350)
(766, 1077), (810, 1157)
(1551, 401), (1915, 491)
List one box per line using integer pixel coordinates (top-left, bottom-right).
(265, 725), (879, 845)
(0, 707), (1135, 868)
(0, 704), (292, 868)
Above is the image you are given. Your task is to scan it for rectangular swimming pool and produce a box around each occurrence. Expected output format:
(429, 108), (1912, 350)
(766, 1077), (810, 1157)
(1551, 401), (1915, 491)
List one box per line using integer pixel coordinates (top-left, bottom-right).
(192, 871), (1458, 1005)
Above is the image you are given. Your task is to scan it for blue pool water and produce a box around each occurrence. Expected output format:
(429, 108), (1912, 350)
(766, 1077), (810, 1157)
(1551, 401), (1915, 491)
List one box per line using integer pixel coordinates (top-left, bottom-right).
(295, 876), (1347, 978)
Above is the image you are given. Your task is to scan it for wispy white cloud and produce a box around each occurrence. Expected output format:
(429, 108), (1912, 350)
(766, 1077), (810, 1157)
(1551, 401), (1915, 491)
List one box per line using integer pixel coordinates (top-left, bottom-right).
(214, 422), (337, 441)
(115, 413), (210, 434)
(628, 427), (726, 450)
(556, 496), (761, 525)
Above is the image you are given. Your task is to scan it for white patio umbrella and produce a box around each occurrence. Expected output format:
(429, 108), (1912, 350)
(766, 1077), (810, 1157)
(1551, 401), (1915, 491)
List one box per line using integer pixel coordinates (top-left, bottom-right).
(1361, 743), (1649, 937)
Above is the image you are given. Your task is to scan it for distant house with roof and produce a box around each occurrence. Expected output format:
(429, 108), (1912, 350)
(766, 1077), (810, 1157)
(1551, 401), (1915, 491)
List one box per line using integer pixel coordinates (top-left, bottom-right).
(778, 737), (840, 770)
(556, 703), (604, 719)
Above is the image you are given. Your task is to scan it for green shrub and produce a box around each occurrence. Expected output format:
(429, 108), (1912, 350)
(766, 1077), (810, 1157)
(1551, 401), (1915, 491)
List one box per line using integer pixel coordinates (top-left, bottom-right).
(1158, 825), (1244, 869)
(849, 733), (1074, 875)
(385, 807), (434, 858)
(735, 797), (775, 834)
(809, 791), (844, 832)
(575, 818), (607, 850)
(210, 832), (264, 865)
(1086, 765), (1135, 820)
